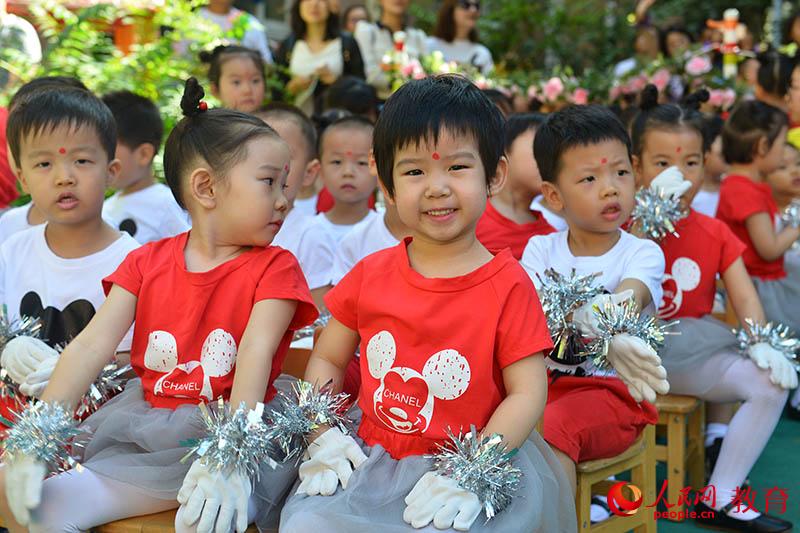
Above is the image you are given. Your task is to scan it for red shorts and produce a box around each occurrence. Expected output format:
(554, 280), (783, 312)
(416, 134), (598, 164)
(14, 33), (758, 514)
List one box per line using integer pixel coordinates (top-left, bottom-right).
(543, 373), (658, 463)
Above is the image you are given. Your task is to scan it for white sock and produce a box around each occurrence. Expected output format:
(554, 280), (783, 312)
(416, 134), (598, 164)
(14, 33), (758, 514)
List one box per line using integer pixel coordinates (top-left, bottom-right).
(712, 487), (761, 520)
(791, 387), (800, 408)
(705, 422), (728, 448)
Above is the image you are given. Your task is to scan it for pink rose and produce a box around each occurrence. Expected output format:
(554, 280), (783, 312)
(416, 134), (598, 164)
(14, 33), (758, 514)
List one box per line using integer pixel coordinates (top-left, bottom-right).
(400, 63), (415, 77)
(722, 88), (737, 109)
(572, 88), (589, 105)
(629, 75), (648, 93)
(686, 56), (712, 76)
(610, 86), (622, 101)
(650, 69), (671, 92)
(543, 77), (564, 102)
(708, 89), (725, 107)
(475, 79), (489, 90)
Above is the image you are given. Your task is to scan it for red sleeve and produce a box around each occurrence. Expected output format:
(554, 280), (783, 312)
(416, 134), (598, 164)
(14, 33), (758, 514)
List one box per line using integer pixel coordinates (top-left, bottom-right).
(719, 180), (772, 222)
(323, 259), (363, 331)
(717, 220), (747, 273)
(494, 267), (554, 368)
(102, 244), (147, 297)
(0, 108), (18, 208)
(254, 248), (318, 331)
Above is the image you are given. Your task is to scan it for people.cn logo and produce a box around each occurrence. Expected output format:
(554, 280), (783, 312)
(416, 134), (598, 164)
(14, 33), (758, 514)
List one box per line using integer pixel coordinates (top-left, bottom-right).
(607, 481), (644, 517)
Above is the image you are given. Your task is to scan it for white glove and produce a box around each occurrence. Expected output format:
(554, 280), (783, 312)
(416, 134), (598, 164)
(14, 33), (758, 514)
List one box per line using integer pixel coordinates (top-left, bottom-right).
(747, 342), (799, 390)
(19, 356), (58, 398)
(1, 336), (59, 386)
(650, 166), (692, 199)
(4, 453), (46, 526)
(177, 460), (251, 533)
(607, 333), (670, 404)
(572, 290), (635, 338)
(296, 427), (367, 496)
(403, 471), (482, 531)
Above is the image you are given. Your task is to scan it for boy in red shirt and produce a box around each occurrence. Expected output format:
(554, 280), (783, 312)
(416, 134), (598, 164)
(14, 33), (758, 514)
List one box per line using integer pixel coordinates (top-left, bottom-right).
(476, 113), (555, 258)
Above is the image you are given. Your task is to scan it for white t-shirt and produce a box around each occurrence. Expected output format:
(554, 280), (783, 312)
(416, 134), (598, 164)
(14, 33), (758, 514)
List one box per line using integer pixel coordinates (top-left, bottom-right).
(272, 206), (312, 256)
(530, 196), (568, 231)
(691, 189), (720, 218)
(425, 37), (494, 75)
(197, 7), (273, 63)
(0, 204), (39, 245)
(292, 194), (318, 217)
(0, 224), (139, 351)
(330, 212), (400, 285)
(102, 184), (191, 245)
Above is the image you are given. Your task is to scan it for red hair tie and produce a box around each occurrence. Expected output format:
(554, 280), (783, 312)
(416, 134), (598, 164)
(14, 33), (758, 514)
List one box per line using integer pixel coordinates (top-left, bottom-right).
(198, 101), (208, 111)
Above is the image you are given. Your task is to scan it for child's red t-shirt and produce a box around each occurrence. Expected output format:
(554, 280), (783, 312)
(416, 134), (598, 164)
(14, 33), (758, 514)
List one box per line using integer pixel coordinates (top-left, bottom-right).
(657, 209), (745, 319)
(103, 232), (318, 409)
(324, 238), (553, 459)
(716, 174), (785, 280)
(476, 200), (556, 260)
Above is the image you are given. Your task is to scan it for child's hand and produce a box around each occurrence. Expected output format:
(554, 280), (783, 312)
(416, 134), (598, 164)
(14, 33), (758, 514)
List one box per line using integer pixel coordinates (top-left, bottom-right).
(403, 471), (481, 531)
(572, 290), (634, 337)
(5, 453), (46, 526)
(650, 166), (692, 199)
(296, 427), (366, 496)
(607, 333), (670, 403)
(747, 343), (799, 390)
(20, 356), (59, 398)
(1, 336), (59, 386)
(177, 460), (251, 533)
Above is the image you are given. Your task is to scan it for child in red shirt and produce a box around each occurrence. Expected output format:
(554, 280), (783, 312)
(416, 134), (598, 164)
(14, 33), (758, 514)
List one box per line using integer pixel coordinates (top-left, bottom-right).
(476, 113), (555, 258)
(632, 86), (792, 532)
(716, 100), (800, 333)
(0, 79), (317, 532)
(280, 76), (576, 533)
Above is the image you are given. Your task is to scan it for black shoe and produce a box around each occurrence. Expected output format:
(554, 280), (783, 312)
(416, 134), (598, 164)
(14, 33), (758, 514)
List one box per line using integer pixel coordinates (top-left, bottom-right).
(786, 401), (800, 421)
(694, 501), (793, 532)
(706, 437), (723, 476)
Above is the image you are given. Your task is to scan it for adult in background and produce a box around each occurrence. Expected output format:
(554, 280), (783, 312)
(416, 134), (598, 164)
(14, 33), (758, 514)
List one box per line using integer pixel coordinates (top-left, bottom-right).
(354, 0), (427, 101)
(342, 4), (369, 34)
(427, 0), (493, 75)
(198, 0), (273, 63)
(0, 0), (41, 89)
(276, 0), (364, 116)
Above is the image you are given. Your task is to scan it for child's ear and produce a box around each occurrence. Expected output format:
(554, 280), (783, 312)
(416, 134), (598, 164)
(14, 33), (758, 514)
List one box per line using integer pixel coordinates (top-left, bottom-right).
(302, 158), (320, 188)
(631, 154), (644, 187)
(378, 179), (395, 205)
(755, 135), (770, 158)
(17, 170), (29, 194)
(106, 158), (122, 186)
(135, 143), (156, 166)
(540, 181), (564, 212)
(210, 83), (220, 99)
(487, 156), (508, 197)
(189, 167), (218, 209)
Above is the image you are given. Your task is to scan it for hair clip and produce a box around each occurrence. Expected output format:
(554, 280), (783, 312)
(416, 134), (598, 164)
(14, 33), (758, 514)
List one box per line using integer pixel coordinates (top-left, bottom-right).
(198, 101), (208, 111)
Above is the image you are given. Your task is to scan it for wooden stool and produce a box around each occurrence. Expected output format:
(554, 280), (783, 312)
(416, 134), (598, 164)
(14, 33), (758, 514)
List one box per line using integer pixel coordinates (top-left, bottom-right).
(94, 509), (265, 533)
(654, 394), (705, 522)
(575, 424), (656, 533)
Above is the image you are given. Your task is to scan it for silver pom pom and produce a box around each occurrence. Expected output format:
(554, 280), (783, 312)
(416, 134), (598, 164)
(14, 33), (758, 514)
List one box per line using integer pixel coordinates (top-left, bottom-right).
(582, 299), (675, 369)
(0, 308), (43, 401)
(735, 319), (800, 371)
(265, 379), (352, 463)
(781, 200), (800, 229)
(75, 362), (131, 419)
(2, 402), (83, 473)
(630, 187), (688, 241)
(183, 399), (276, 479)
(293, 311), (331, 342)
(430, 426), (522, 521)
(536, 269), (603, 361)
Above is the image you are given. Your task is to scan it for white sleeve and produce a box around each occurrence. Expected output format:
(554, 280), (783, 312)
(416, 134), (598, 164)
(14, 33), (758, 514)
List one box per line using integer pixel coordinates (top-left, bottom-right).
(519, 237), (547, 290)
(295, 224), (335, 290)
(159, 205), (191, 239)
(354, 21), (388, 91)
(622, 238), (666, 311)
(0, 244), (6, 308)
(244, 17), (273, 64)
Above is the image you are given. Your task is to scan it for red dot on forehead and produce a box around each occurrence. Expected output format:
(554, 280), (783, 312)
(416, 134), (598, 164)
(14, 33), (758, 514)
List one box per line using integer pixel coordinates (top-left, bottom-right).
(432, 152), (440, 160)
(600, 157), (607, 164)
(676, 146), (682, 153)
(58, 147), (66, 154)
(284, 164), (289, 171)
(346, 151), (352, 156)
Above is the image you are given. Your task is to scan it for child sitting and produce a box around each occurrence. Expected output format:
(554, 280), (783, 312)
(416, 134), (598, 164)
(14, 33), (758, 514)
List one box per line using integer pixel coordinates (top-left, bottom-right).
(0, 87), (139, 410)
(520, 105), (669, 495)
(280, 74), (576, 533)
(476, 113), (555, 259)
(101, 91), (190, 244)
(691, 114), (726, 217)
(0, 78), (317, 532)
(200, 44), (266, 114)
(632, 86), (792, 532)
(766, 141), (800, 216)
(716, 101), (800, 332)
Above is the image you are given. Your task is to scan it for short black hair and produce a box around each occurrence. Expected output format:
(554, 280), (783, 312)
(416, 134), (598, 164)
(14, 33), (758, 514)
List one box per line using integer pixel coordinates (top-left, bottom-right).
(290, 0), (339, 41)
(373, 75), (505, 197)
(702, 114), (725, 152)
(722, 100), (788, 165)
(7, 87), (117, 167)
(324, 76), (378, 119)
(505, 113), (546, 152)
(534, 105), (631, 183)
(102, 91), (164, 153)
(318, 115), (374, 156)
(258, 102), (318, 161)
(9, 76), (88, 112)
(630, 85), (709, 155)
(756, 50), (794, 98)
(199, 45), (265, 88)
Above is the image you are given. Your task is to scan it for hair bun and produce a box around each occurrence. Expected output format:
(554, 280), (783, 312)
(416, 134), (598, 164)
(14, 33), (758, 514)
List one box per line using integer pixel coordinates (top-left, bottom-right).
(180, 77), (206, 118)
(684, 88), (710, 111)
(199, 45), (228, 64)
(639, 84), (660, 111)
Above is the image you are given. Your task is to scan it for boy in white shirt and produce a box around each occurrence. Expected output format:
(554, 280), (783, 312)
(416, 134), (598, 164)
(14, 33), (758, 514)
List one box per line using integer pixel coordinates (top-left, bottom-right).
(101, 91), (190, 244)
(0, 87), (139, 401)
(519, 105), (668, 496)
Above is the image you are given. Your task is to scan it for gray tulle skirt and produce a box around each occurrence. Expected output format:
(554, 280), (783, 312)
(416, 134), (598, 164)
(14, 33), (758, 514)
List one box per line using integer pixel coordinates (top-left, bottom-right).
(280, 409), (577, 533)
(659, 315), (740, 377)
(78, 378), (299, 530)
(752, 265), (800, 333)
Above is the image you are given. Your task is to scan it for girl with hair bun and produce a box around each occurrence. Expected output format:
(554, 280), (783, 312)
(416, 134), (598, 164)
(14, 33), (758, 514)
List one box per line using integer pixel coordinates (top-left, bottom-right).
(631, 84), (793, 532)
(0, 78), (317, 533)
(201, 45), (267, 113)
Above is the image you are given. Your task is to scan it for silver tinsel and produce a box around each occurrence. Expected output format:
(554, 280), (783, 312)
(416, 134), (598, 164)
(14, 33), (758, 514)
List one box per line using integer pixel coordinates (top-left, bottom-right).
(2, 402), (83, 473)
(293, 311), (331, 342)
(781, 200), (800, 229)
(535, 269), (603, 361)
(582, 298), (675, 369)
(0, 308), (43, 401)
(430, 426), (521, 521)
(75, 362), (131, 419)
(183, 399), (276, 479)
(630, 187), (688, 241)
(265, 379), (352, 464)
(735, 319), (800, 372)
